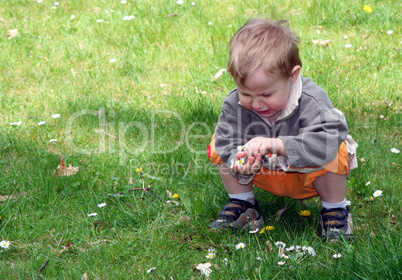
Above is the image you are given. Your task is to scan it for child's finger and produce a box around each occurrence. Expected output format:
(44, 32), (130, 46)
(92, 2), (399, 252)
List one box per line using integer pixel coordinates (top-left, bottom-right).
(235, 151), (246, 160)
(251, 154), (262, 173)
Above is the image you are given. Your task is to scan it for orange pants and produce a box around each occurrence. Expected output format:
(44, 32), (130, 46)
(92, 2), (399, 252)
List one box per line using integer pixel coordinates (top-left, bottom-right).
(207, 135), (349, 200)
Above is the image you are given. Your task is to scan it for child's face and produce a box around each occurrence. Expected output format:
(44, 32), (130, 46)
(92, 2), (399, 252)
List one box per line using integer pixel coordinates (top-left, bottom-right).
(237, 67), (299, 120)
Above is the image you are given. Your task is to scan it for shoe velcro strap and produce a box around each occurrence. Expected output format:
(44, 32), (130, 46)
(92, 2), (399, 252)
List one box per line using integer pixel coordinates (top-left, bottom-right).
(224, 203), (245, 210)
(324, 220), (345, 227)
(322, 210), (347, 219)
(220, 211), (238, 218)
(219, 201), (247, 220)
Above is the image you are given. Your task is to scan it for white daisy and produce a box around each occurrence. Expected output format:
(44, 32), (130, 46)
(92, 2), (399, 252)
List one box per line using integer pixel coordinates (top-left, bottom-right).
(248, 228), (259, 234)
(277, 261), (285, 265)
(285, 246), (295, 251)
(391, 148), (400, 154)
(345, 44), (352, 48)
(52, 113), (60, 119)
(275, 241), (286, 248)
(387, 30), (393, 35)
(177, 0), (183, 4)
(346, 200), (352, 206)
(373, 190), (383, 198)
(147, 267), (156, 273)
(206, 252), (215, 259)
(0, 240), (10, 249)
(97, 203), (106, 208)
(96, 19), (103, 23)
(307, 246), (316, 256)
(235, 242), (246, 250)
(49, 139), (57, 143)
(38, 121), (46, 126)
(122, 15), (135, 21)
(9, 121), (22, 126)
(166, 200), (179, 206)
(109, 59), (117, 63)
(332, 253), (342, 259)
(87, 213), (98, 217)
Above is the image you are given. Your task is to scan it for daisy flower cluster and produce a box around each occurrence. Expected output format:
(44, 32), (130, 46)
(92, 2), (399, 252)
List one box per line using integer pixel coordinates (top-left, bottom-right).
(9, 113), (61, 143)
(275, 241), (316, 265)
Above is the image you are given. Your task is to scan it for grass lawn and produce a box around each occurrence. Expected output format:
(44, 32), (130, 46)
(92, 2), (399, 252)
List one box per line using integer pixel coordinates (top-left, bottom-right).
(0, 0), (400, 279)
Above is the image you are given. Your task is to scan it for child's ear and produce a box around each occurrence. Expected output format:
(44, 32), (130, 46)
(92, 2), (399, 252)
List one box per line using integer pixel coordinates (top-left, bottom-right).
(290, 65), (301, 84)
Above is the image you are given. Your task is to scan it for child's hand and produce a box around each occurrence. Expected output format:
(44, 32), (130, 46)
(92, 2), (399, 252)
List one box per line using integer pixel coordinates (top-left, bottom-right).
(232, 150), (262, 174)
(243, 137), (286, 158)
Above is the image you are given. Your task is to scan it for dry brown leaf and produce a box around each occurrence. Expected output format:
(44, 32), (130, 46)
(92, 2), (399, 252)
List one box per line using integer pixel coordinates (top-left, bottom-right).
(312, 39), (330, 46)
(0, 191), (28, 202)
(81, 273), (89, 280)
(195, 262), (212, 277)
(53, 155), (79, 176)
(166, 190), (173, 198)
(275, 203), (288, 222)
(278, 247), (284, 256)
(6, 28), (18, 39)
(266, 241), (273, 253)
(66, 164), (79, 176)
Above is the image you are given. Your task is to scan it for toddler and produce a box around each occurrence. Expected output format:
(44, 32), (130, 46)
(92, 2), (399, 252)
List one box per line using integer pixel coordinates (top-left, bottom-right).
(207, 18), (357, 242)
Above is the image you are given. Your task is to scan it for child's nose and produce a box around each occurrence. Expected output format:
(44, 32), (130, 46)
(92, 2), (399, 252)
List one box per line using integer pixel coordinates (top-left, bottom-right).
(252, 99), (264, 110)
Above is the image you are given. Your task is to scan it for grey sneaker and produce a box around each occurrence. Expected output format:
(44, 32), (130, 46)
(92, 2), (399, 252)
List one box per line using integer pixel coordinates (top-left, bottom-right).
(320, 207), (353, 242)
(209, 199), (263, 231)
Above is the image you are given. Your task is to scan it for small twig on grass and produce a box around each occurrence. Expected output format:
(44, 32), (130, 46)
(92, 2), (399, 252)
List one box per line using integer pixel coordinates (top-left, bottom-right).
(148, 186), (163, 202)
(129, 187), (151, 191)
(106, 191), (124, 197)
(38, 259), (49, 273)
(128, 186), (163, 201)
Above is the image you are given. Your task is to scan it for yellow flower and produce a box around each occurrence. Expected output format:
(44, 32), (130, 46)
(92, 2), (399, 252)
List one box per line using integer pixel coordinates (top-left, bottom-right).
(259, 226), (275, 233)
(299, 210), (311, 217)
(369, 196), (374, 201)
(363, 5), (373, 13)
(135, 167), (142, 173)
(172, 193), (179, 199)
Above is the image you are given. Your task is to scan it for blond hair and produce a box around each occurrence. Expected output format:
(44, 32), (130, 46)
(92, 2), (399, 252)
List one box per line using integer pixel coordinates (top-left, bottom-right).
(227, 18), (302, 87)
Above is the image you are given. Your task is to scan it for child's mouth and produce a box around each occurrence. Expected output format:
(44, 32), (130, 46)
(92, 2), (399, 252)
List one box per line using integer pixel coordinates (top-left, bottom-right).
(256, 110), (271, 115)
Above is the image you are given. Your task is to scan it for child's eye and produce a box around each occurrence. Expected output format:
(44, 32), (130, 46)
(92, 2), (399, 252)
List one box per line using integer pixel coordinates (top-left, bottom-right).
(262, 94), (271, 98)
